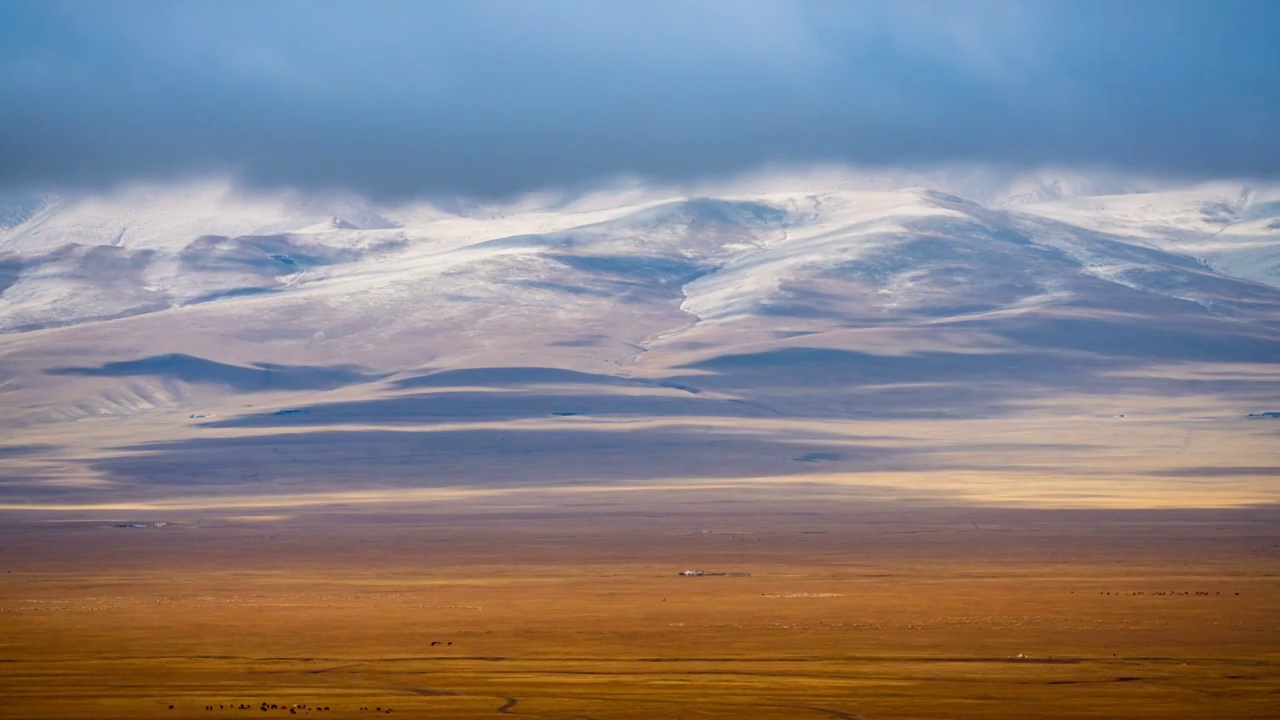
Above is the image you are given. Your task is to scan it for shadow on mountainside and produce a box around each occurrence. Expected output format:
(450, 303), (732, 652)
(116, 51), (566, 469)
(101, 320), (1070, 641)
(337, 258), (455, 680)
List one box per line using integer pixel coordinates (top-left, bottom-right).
(394, 367), (649, 390)
(83, 426), (916, 490)
(46, 354), (386, 392)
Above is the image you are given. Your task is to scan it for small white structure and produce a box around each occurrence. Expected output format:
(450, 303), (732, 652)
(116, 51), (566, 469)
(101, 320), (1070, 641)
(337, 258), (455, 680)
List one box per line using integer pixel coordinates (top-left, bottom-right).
(679, 570), (705, 577)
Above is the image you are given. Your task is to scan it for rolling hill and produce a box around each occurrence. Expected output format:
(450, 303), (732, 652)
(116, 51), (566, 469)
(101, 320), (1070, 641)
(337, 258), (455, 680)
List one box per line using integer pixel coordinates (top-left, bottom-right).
(1, 168), (1277, 510)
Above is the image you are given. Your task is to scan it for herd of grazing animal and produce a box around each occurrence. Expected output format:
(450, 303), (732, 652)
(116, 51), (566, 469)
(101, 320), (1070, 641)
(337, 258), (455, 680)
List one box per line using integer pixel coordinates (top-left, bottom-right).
(168, 641), (461, 714)
(180, 703), (395, 714)
(193, 703), (333, 713)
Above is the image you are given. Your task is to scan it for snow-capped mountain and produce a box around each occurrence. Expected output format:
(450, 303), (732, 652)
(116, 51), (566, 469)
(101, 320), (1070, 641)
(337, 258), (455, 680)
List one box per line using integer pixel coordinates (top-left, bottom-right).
(1, 167), (1278, 505)
(3, 168), (1278, 336)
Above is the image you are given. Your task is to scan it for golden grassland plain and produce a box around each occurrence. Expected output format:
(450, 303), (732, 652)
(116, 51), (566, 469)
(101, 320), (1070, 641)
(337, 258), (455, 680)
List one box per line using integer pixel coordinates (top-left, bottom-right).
(2, 504), (1278, 719)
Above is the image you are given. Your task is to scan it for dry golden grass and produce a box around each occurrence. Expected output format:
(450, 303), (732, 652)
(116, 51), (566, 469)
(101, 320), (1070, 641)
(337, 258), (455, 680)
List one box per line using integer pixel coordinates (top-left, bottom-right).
(2, 505), (1277, 719)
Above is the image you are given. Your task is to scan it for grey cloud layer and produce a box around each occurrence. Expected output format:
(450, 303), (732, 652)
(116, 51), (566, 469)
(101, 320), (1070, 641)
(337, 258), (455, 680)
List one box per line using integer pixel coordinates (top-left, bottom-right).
(1, 0), (1278, 198)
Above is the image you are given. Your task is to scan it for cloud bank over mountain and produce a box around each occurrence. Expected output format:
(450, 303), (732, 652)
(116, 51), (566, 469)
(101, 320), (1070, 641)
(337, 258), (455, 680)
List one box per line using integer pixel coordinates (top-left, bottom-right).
(2, 0), (1278, 199)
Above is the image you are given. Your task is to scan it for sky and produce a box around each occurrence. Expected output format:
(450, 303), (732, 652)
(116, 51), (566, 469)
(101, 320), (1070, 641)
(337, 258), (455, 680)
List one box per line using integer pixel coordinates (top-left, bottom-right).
(1, 0), (1278, 199)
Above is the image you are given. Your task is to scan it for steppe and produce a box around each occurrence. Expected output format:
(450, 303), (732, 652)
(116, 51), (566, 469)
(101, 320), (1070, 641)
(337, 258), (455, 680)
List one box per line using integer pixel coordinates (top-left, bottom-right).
(2, 500), (1277, 720)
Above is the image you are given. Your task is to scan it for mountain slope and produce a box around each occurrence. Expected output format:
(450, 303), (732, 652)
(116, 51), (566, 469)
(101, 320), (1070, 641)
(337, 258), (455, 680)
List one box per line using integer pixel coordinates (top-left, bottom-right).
(1, 168), (1278, 509)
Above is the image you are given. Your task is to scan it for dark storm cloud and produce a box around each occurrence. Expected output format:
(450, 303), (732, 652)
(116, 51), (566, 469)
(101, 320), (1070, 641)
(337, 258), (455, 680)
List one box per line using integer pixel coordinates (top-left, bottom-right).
(1, 0), (1278, 198)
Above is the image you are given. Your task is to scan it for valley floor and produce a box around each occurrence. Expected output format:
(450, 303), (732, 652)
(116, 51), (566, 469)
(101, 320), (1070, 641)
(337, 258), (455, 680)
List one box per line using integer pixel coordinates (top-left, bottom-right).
(2, 503), (1277, 719)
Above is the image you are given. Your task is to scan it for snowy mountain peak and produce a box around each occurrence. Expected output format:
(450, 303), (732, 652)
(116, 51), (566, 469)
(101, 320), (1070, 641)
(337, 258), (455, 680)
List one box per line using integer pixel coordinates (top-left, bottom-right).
(0, 167), (1277, 338)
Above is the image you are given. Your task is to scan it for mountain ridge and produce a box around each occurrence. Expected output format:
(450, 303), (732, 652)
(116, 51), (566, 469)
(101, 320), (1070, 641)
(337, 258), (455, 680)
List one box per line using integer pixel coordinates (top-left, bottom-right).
(1, 168), (1277, 501)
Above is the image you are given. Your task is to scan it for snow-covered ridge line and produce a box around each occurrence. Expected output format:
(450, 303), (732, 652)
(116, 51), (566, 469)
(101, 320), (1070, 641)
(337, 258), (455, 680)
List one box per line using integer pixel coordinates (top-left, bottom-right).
(0, 167), (1278, 336)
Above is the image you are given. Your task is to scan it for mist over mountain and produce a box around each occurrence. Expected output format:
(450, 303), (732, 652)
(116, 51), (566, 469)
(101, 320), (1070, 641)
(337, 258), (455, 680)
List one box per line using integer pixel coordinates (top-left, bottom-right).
(3, 167), (1278, 337)
(1, 166), (1277, 507)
